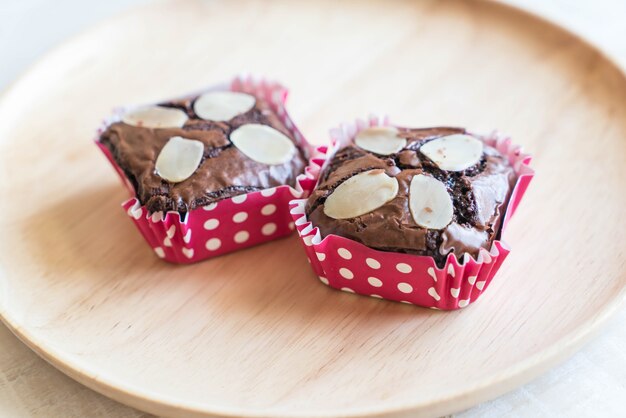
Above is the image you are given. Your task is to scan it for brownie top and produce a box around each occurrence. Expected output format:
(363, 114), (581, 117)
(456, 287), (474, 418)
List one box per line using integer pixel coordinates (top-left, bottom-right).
(99, 91), (307, 214)
(305, 126), (516, 266)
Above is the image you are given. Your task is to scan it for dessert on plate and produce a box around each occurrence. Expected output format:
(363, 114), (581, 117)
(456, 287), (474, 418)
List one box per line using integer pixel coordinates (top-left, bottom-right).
(290, 116), (534, 309)
(96, 76), (317, 263)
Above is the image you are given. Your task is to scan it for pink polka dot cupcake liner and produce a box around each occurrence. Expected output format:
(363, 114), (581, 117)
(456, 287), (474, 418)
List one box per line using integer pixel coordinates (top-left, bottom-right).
(96, 76), (320, 263)
(289, 116), (535, 310)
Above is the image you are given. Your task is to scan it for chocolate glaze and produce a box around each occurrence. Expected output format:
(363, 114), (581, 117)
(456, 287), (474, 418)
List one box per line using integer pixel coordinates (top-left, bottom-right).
(100, 94), (307, 214)
(305, 127), (516, 266)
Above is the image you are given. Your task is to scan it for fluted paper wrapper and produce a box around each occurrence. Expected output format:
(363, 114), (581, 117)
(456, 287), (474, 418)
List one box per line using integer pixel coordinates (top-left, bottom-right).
(96, 76), (318, 263)
(289, 116), (534, 310)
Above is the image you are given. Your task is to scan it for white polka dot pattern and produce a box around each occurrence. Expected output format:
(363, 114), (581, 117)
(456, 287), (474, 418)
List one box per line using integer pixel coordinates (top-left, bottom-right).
(366, 258), (381, 269)
(234, 231), (250, 243)
(191, 183), (305, 258)
(140, 181), (297, 261)
(289, 217), (507, 309)
(339, 268), (354, 279)
(447, 264), (456, 277)
(289, 203), (508, 309)
(261, 204), (276, 215)
(261, 223), (277, 236)
(337, 248), (352, 259)
(428, 267), (438, 282)
(231, 194), (247, 204)
(367, 277), (383, 287)
(127, 204), (142, 220)
(206, 238), (221, 251)
(428, 287), (441, 301)
(397, 282), (413, 294)
(396, 263), (412, 274)
(204, 219), (219, 230)
(232, 212), (248, 223)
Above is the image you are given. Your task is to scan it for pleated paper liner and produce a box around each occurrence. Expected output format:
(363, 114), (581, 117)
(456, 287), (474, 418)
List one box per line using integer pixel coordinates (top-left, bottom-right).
(96, 76), (321, 263)
(289, 116), (534, 309)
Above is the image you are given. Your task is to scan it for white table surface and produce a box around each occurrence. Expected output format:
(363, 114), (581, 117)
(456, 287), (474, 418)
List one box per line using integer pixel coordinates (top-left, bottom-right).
(0, 0), (624, 417)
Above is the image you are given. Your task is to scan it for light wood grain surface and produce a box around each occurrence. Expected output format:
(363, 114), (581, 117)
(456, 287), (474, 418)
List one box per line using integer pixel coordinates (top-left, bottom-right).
(1, 0), (625, 417)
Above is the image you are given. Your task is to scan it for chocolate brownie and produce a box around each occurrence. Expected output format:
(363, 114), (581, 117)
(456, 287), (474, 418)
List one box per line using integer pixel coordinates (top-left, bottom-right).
(305, 126), (516, 266)
(99, 91), (307, 214)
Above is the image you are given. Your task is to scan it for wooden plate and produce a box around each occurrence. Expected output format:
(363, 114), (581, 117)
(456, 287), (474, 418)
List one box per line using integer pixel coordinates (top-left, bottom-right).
(1, 1), (624, 417)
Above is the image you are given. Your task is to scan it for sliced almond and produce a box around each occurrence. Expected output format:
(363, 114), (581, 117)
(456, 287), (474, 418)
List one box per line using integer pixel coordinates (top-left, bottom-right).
(230, 124), (295, 165)
(354, 126), (406, 155)
(324, 169), (399, 219)
(420, 134), (483, 171)
(155, 136), (204, 183)
(409, 174), (453, 229)
(122, 106), (188, 128)
(194, 91), (256, 121)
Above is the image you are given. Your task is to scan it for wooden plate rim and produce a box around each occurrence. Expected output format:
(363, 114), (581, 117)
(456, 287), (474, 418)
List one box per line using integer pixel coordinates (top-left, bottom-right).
(0, 1), (625, 417)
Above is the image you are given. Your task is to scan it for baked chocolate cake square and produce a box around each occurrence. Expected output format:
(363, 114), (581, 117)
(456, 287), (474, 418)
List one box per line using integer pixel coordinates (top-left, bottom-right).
(305, 126), (517, 266)
(99, 90), (307, 214)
